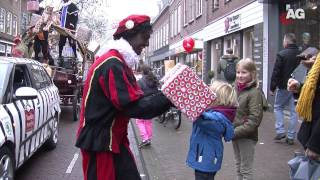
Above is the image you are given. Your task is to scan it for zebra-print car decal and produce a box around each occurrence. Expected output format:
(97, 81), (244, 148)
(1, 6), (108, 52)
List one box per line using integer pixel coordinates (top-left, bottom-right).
(0, 57), (61, 169)
(0, 85), (60, 168)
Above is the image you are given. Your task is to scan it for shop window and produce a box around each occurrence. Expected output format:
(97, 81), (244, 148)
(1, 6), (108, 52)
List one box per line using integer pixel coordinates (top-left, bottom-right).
(6, 11), (12, 35)
(279, 0), (320, 51)
(0, 8), (5, 33)
(0, 44), (5, 56)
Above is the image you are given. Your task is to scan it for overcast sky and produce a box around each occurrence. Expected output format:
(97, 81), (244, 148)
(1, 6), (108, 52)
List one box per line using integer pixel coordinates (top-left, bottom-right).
(107, 0), (160, 21)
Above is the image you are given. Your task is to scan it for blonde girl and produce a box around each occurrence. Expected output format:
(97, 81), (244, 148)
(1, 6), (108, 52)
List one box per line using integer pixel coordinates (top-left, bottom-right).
(186, 80), (237, 180)
(232, 58), (267, 180)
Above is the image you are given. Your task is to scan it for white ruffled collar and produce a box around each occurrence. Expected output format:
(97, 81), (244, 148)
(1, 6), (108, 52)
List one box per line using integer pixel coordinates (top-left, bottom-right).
(101, 38), (140, 68)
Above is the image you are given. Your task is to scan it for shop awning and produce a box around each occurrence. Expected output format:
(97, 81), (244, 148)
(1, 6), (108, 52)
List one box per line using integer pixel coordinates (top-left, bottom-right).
(149, 51), (170, 62)
(258, 0), (278, 3)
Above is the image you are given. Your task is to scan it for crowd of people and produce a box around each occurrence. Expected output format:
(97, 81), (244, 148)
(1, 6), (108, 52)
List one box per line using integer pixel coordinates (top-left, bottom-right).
(72, 11), (319, 180)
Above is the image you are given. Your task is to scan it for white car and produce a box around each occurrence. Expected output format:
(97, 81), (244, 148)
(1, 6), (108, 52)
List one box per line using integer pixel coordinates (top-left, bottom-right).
(0, 57), (61, 179)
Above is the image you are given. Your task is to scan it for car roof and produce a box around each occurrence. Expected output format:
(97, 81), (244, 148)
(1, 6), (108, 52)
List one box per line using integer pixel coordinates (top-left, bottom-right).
(0, 56), (43, 66)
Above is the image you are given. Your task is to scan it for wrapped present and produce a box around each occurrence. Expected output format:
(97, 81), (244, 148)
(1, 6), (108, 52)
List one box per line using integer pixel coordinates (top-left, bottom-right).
(161, 63), (216, 121)
(76, 26), (92, 43)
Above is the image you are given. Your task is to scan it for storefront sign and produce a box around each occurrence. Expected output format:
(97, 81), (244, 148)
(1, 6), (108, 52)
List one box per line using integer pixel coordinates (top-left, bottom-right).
(225, 14), (241, 33)
(285, 4), (305, 20)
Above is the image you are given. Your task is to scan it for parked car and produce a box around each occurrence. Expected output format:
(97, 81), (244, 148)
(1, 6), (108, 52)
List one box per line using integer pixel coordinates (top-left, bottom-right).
(0, 57), (61, 179)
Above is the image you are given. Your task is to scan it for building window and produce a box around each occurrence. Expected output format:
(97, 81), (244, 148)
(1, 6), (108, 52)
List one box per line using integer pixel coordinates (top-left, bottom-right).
(196, 0), (202, 17)
(21, 13), (28, 33)
(0, 8), (5, 33)
(12, 15), (17, 36)
(183, 0), (187, 26)
(213, 0), (219, 11)
(189, 0), (195, 22)
(170, 13), (173, 38)
(177, 5), (181, 34)
(6, 11), (12, 35)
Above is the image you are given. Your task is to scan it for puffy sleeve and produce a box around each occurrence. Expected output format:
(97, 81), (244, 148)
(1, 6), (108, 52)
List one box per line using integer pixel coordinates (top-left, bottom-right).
(104, 61), (143, 110)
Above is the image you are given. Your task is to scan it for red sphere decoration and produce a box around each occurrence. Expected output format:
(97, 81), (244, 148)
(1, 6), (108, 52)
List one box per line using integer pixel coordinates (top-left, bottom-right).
(183, 37), (195, 53)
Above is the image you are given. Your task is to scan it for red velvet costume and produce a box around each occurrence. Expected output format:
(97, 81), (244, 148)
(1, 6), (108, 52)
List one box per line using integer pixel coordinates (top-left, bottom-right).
(76, 49), (170, 180)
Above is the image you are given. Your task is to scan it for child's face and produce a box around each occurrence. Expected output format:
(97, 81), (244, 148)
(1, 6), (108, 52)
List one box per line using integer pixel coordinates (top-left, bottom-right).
(236, 65), (252, 84)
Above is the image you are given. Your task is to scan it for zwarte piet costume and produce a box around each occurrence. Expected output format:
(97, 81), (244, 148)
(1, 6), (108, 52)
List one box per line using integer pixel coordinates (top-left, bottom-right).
(76, 15), (171, 180)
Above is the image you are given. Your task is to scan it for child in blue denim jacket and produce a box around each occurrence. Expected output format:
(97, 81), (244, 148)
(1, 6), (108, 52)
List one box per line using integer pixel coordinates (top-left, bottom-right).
(186, 80), (238, 180)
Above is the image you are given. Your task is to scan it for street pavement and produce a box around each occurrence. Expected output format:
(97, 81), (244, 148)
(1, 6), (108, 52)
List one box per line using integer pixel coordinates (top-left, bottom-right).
(130, 111), (304, 180)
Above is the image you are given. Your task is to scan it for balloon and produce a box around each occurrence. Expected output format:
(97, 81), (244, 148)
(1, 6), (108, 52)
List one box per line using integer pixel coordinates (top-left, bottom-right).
(183, 37), (195, 53)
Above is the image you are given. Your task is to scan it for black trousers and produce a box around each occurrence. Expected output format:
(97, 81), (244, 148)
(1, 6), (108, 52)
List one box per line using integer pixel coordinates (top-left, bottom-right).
(195, 170), (216, 180)
(58, 34), (77, 58)
(33, 31), (54, 65)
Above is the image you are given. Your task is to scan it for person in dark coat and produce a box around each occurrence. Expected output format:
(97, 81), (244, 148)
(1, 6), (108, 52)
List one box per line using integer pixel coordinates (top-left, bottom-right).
(287, 55), (320, 161)
(270, 33), (301, 145)
(75, 15), (172, 180)
(218, 48), (239, 84)
(58, 0), (78, 59)
(135, 65), (160, 148)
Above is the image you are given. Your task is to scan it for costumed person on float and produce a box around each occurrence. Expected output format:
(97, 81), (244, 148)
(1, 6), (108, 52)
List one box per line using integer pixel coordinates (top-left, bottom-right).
(11, 35), (24, 58)
(75, 15), (172, 180)
(59, 0), (78, 60)
(33, 6), (55, 65)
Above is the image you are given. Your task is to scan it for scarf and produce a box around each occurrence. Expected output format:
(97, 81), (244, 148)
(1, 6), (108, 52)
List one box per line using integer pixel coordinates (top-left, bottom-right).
(236, 82), (248, 92)
(208, 106), (237, 122)
(296, 53), (320, 122)
(98, 38), (140, 68)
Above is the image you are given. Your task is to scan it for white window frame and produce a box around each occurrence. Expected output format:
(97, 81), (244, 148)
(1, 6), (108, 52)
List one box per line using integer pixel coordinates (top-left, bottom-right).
(6, 11), (12, 35)
(12, 15), (17, 36)
(165, 22), (169, 45)
(0, 8), (6, 33)
(177, 5), (181, 33)
(196, 0), (202, 17)
(213, 0), (219, 10)
(174, 8), (178, 36)
(170, 13), (174, 38)
(183, 0), (188, 26)
(189, 0), (195, 23)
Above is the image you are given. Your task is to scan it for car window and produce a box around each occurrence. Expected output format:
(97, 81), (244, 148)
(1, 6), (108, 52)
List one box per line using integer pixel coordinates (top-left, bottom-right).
(29, 65), (51, 90)
(13, 65), (32, 93)
(0, 62), (13, 103)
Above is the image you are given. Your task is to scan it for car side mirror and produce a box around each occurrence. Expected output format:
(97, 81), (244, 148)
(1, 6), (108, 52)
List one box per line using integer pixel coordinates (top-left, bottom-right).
(15, 87), (38, 100)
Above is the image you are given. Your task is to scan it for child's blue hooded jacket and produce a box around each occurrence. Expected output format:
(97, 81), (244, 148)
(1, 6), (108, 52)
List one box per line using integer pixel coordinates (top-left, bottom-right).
(186, 110), (234, 173)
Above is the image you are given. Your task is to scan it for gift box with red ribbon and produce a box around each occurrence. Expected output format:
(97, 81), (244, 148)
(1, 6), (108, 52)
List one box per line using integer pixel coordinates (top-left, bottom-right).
(161, 63), (216, 121)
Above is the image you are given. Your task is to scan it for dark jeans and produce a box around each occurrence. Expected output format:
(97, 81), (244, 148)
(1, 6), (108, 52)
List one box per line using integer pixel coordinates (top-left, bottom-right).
(195, 170), (216, 180)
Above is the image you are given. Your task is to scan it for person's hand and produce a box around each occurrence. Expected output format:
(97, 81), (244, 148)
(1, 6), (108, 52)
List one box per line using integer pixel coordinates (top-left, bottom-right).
(269, 90), (275, 96)
(306, 148), (320, 161)
(287, 78), (300, 93)
(301, 55), (316, 69)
